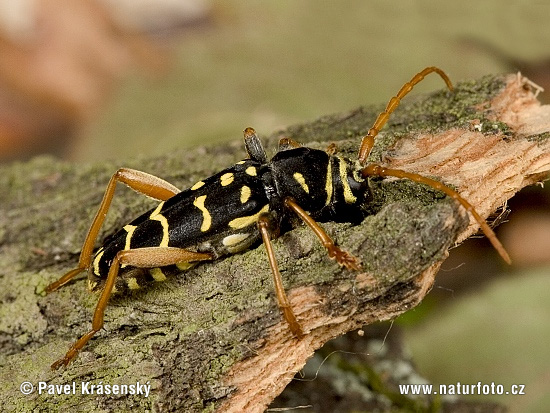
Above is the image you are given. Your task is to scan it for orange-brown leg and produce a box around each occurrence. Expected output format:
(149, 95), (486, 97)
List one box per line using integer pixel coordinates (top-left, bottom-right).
(284, 198), (361, 270)
(45, 168), (181, 293)
(362, 164), (512, 264)
(257, 215), (304, 338)
(51, 247), (212, 369)
(358, 67), (454, 164)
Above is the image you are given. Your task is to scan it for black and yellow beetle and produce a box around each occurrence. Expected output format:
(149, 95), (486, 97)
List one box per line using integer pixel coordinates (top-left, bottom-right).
(46, 67), (511, 369)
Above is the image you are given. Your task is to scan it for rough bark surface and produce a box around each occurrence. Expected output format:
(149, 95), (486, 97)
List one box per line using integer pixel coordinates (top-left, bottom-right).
(1, 74), (549, 412)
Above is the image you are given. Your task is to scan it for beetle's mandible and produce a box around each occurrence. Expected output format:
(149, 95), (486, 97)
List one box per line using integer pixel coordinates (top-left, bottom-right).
(45, 66), (511, 370)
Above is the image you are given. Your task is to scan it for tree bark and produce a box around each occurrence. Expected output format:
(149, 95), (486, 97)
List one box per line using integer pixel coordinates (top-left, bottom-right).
(1, 73), (549, 412)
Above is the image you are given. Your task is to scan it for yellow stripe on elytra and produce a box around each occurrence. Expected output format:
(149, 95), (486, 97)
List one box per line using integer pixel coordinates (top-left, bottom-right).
(150, 201), (169, 247)
(245, 166), (257, 176)
(293, 172), (309, 194)
(240, 185), (251, 203)
(193, 195), (211, 232)
(220, 172), (234, 186)
(191, 181), (205, 190)
(337, 157), (357, 204)
(228, 205), (269, 229)
(93, 247), (105, 276)
(222, 233), (249, 247)
(325, 159), (333, 206)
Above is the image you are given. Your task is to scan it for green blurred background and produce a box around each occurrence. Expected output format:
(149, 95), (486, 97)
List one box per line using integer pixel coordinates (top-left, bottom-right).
(2, 1), (549, 411)
(77, 1), (550, 161)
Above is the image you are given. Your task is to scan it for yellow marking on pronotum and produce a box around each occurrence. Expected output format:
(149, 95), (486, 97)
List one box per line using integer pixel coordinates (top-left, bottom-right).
(193, 195), (211, 232)
(92, 247), (105, 276)
(228, 205), (269, 229)
(150, 268), (167, 282)
(337, 157), (357, 204)
(240, 185), (251, 203)
(222, 233), (249, 247)
(150, 201), (169, 247)
(293, 172), (309, 194)
(127, 278), (140, 290)
(191, 181), (205, 190)
(236, 160), (246, 165)
(220, 172), (234, 186)
(245, 166), (257, 176)
(325, 159), (333, 206)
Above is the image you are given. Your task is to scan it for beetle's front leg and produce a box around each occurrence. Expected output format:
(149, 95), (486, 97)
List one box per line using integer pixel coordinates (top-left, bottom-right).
(283, 198), (361, 271)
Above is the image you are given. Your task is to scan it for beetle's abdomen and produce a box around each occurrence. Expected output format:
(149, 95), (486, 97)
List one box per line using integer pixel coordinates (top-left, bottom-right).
(88, 159), (272, 293)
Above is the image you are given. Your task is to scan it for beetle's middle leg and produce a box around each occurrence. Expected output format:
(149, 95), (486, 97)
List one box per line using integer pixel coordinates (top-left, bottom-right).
(258, 215), (304, 338)
(51, 246), (212, 370)
(46, 168), (182, 293)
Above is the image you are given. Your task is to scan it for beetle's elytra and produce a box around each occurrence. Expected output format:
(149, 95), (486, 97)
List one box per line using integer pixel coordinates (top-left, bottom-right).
(46, 67), (511, 370)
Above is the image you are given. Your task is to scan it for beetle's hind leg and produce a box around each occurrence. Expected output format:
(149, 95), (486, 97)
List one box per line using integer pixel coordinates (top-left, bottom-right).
(51, 247), (212, 370)
(46, 168), (182, 293)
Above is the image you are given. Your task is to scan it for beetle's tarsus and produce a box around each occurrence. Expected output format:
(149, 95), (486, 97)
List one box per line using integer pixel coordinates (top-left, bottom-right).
(329, 246), (362, 271)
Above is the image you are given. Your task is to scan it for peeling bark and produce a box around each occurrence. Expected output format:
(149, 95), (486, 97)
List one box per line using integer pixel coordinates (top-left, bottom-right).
(1, 74), (549, 412)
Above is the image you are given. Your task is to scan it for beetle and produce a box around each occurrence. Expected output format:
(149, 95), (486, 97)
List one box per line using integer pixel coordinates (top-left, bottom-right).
(45, 66), (511, 369)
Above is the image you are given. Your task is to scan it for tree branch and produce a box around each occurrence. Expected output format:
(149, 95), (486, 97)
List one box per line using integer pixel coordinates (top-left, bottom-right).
(1, 74), (549, 412)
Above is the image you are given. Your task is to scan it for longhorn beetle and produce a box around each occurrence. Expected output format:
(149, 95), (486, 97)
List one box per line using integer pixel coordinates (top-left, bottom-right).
(46, 67), (511, 369)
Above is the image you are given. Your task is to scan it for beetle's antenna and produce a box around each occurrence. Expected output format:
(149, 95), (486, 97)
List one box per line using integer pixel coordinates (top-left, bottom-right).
(358, 67), (453, 165)
(362, 163), (512, 264)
